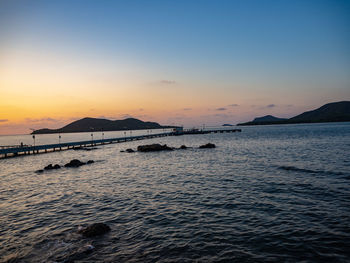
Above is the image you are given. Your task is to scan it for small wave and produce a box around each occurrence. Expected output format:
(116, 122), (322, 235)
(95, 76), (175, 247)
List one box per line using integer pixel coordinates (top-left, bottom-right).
(278, 166), (344, 176)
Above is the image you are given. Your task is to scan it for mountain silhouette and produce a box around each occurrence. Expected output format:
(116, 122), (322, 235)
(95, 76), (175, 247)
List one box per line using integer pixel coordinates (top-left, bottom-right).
(238, 101), (350, 126)
(252, 115), (287, 123)
(32, 117), (175, 134)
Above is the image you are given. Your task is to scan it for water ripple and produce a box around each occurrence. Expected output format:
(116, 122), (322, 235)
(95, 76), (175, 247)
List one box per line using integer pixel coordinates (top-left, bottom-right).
(1, 123), (350, 262)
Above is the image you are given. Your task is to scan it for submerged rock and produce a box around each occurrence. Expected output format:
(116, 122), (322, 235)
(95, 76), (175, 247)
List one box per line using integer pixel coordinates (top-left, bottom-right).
(125, 148), (135, 153)
(53, 244), (95, 262)
(74, 146), (98, 151)
(199, 143), (216, 149)
(87, 160), (94, 164)
(44, 164), (61, 170)
(65, 159), (86, 167)
(36, 169), (44, 173)
(44, 164), (54, 170)
(78, 223), (111, 237)
(137, 144), (173, 152)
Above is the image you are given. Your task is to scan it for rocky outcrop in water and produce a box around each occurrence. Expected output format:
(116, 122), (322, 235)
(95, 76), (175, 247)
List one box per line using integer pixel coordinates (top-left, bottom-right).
(64, 159), (94, 167)
(78, 223), (111, 237)
(36, 163), (61, 173)
(36, 159), (94, 173)
(179, 145), (188, 149)
(137, 144), (173, 152)
(199, 143), (216, 149)
(44, 164), (61, 170)
(65, 159), (86, 167)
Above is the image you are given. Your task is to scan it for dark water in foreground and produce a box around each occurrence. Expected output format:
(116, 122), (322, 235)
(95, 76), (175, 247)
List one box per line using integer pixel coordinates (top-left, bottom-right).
(1, 123), (350, 262)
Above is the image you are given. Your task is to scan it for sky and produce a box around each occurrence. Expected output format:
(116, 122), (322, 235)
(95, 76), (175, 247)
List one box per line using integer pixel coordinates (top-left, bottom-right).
(0, 0), (349, 135)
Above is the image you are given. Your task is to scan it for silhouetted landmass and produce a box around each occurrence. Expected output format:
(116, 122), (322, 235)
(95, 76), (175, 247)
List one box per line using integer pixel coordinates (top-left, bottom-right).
(252, 115), (287, 123)
(32, 117), (175, 134)
(222, 124), (234, 126)
(238, 101), (350, 126)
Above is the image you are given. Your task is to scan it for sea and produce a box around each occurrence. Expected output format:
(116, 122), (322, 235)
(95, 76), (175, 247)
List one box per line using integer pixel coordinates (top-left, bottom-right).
(1, 122), (349, 262)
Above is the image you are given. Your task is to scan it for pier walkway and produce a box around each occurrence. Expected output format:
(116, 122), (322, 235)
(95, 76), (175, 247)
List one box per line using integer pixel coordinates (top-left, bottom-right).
(0, 128), (241, 159)
(0, 132), (171, 158)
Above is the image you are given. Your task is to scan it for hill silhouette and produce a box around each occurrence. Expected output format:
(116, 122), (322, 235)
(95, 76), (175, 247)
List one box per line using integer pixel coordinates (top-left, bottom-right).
(252, 115), (287, 123)
(238, 101), (350, 126)
(32, 117), (175, 134)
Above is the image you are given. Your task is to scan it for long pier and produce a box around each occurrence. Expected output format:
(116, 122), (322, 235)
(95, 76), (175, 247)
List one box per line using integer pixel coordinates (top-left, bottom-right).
(0, 128), (241, 159)
(0, 132), (171, 159)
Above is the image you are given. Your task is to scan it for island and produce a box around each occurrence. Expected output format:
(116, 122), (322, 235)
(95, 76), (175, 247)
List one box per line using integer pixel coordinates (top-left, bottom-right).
(238, 101), (350, 126)
(31, 117), (176, 134)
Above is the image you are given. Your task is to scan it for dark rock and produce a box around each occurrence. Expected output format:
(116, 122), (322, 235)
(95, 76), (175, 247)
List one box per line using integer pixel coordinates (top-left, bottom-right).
(78, 223), (111, 237)
(36, 169), (44, 173)
(199, 143), (216, 149)
(137, 144), (173, 152)
(44, 164), (54, 170)
(44, 164), (61, 170)
(65, 159), (86, 167)
(74, 146), (97, 151)
(73, 146), (84, 150)
(125, 148), (135, 153)
(87, 160), (94, 164)
(120, 150), (125, 152)
(179, 145), (187, 149)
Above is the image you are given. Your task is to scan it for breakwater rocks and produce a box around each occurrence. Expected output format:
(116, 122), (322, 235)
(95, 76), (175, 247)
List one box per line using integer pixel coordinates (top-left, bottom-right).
(120, 148), (135, 153)
(121, 143), (216, 153)
(78, 223), (111, 238)
(45, 164), (61, 170)
(65, 159), (94, 167)
(199, 143), (216, 148)
(36, 159), (94, 173)
(137, 144), (173, 152)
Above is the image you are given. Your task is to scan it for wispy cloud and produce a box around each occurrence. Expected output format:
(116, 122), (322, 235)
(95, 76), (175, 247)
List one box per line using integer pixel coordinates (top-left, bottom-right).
(183, 108), (192, 111)
(121, 114), (133, 119)
(25, 117), (58, 122)
(216, 107), (227, 111)
(266, 104), (276, 108)
(228, 104), (239, 107)
(214, 113), (232, 117)
(0, 119), (8, 123)
(160, 80), (176, 85)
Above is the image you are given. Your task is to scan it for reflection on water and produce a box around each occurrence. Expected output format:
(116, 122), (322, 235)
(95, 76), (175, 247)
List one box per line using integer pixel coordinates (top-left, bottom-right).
(1, 123), (350, 262)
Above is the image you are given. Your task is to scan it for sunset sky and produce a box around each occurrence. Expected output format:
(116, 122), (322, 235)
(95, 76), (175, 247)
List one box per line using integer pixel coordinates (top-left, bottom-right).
(1, 0), (349, 135)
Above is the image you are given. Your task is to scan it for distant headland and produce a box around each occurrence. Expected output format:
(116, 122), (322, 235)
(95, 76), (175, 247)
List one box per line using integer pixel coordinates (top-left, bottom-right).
(31, 117), (176, 134)
(238, 101), (350, 126)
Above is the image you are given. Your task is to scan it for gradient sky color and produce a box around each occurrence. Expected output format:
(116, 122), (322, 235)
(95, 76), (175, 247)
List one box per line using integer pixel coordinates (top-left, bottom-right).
(1, 0), (349, 134)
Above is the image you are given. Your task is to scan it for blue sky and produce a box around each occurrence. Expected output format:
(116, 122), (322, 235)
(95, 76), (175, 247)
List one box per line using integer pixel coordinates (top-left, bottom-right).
(0, 0), (349, 133)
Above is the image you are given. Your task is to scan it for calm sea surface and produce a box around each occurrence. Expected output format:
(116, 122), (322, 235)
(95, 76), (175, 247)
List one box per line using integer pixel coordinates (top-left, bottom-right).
(1, 123), (350, 262)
